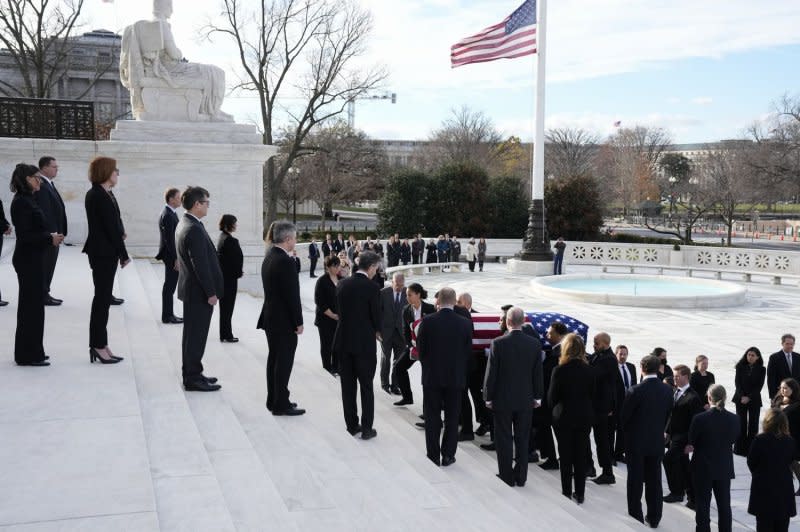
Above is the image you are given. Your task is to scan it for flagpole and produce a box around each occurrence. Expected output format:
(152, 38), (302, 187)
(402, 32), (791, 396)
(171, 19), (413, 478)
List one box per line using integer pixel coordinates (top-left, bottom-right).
(517, 0), (552, 265)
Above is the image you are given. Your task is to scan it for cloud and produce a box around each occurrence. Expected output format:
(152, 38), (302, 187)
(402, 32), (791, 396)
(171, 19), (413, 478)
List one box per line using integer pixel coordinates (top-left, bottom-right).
(691, 97), (714, 106)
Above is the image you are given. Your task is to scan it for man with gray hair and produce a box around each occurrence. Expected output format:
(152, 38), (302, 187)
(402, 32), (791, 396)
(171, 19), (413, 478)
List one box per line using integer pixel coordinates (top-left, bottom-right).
(687, 384), (739, 532)
(483, 306), (543, 487)
(258, 220), (304, 416)
(379, 272), (407, 394)
(416, 287), (473, 466)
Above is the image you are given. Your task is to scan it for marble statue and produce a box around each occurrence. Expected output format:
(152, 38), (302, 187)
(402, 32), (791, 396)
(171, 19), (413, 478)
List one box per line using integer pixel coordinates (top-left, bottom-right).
(120, 0), (233, 122)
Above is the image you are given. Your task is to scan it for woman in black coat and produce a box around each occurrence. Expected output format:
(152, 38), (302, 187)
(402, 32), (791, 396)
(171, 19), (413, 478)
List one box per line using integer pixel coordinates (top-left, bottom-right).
(747, 407), (797, 532)
(83, 157), (128, 364)
(217, 214), (243, 342)
(690, 354), (715, 406)
(425, 239), (437, 264)
(733, 347), (766, 455)
(548, 333), (596, 504)
(314, 255), (341, 375)
(9, 163), (64, 366)
(393, 282), (436, 405)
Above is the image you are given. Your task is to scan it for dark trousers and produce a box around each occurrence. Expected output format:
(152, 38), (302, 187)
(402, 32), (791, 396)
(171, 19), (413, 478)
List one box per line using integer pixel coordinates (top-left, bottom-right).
(13, 252), (46, 363)
(694, 476), (731, 532)
(468, 260), (475, 272)
(756, 516), (790, 532)
(478, 259), (484, 271)
(735, 402), (760, 454)
(494, 408), (532, 486)
(219, 277), (237, 340)
(380, 331), (405, 387)
(89, 256), (117, 348)
(460, 358), (488, 434)
(555, 426), (590, 496)
(316, 317), (337, 371)
(588, 415), (614, 474)
(423, 386), (462, 464)
(412, 253), (422, 264)
(182, 299), (213, 382)
(553, 255), (563, 275)
(664, 437), (693, 500)
(613, 409), (627, 459)
(161, 262), (178, 321)
(626, 452), (664, 524)
(393, 351), (415, 402)
(309, 257), (317, 276)
(42, 244), (59, 295)
(339, 351), (376, 432)
(437, 251), (447, 263)
(265, 331), (298, 411)
(533, 405), (557, 460)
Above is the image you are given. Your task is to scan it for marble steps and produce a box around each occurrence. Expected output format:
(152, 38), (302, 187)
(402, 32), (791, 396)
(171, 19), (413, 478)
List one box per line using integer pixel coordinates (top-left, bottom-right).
(118, 260), (237, 531)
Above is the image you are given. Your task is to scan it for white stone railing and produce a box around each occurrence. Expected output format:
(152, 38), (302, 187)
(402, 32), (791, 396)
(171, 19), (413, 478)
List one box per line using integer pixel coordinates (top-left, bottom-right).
(568, 242), (800, 276)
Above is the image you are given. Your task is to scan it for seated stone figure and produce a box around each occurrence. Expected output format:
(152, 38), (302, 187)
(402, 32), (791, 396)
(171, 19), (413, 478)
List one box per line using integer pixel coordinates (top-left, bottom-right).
(120, 0), (233, 122)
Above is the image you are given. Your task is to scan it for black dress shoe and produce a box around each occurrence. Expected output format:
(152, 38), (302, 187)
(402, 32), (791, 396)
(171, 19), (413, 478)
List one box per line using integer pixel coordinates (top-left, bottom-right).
(221, 337), (239, 343)
(480, 442), (496, 451)
(393, 398), (413, 406)
(415, 422), (426, 429)
(539, 458), (559, 470)
(585, 466), (597, 478)
(44, 296), (62, 306)
(0, 300), (8, 306)
(361, 428), (377, 440)
(163, 316), (184, 324)
(390, 386), (402, 395)
(663, 492), (684, 503)
(645, 516), (659, 528)
(528, 451), (539, 463)
(273, 407), (305, 416)
(593, 473), (616, 485)
(347, 425), (362, 436)
(110, 296), (124, 305)
(458, 432), (475, 441)
(202, 375), (219, 384)
(17, 360), (50, 366)
(572, 493), (584, 505)
(441, 455), (456, 467)
(475, 423), (490, 436)
(515, 479), (526, 487)
(381, 384), (392, 394)
(44, 355), (50, 361)
(685, 500), (696, 511)
(184, 380), (221, 392)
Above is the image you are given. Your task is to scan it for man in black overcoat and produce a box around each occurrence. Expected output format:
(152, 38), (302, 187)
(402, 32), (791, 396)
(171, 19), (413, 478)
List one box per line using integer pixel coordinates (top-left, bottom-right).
(766, 333), (800, 398)
(588, 332), (618, 484)
(35, 156), (67, 305)
(257, 220), (305, 415)
(176, 186), (224, 392)
(156, 187), (183, 324)
(663, 364), (704, 507)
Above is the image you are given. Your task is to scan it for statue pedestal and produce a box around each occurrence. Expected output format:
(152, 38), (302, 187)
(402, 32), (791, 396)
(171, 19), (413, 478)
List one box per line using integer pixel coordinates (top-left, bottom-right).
(507, 259), (554, 276)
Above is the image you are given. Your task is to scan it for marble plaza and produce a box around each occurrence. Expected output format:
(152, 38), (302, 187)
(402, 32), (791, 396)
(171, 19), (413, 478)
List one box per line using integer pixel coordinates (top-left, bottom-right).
(0, 245), (795, 531)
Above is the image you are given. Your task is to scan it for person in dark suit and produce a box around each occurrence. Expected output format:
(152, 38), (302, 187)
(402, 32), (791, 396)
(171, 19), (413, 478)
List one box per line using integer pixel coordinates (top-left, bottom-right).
(399, 238), (411, 265)
(416, 287), (472, 466)
(386, 235), (400, 267)
(308, 238), (320, 278)
(83, 157), (129, 365)
(687, 384), (740, 532)
(333, 233), (344, 254)
(772, 378), (800, 496)
(767, 334), (800, 399)
(621, 354), (674, 527)
(483, 307), (543, 487)
(747, 408), (797, 532)
(733, 347), (765, 456)
(34, 156), (67, 306)
(333, 250), (382, 438)
(587, 332), (618, 484)
(322, 233), (333, 258)
(663, 364), (704, 508)
(653, 347), (674, 386)
(176, 186), (224, 391)
(612, 344), (638, 464)
(411, 234), (424, 264)
(9, 164), (64, 366)
(548, 333), (595, 503)
(257, 220), (304, 414)
(0, 197), (12, 306)
(155, 187), (183, 324)
(392, 283), (435, 406)
(690, 355), (715, 407)
(314, 255), (341, 375)
(458, 293), (484, 441)
(536, 321), (567, 470)
(217, 214), (243, 343)
(379, 272), (407, 394)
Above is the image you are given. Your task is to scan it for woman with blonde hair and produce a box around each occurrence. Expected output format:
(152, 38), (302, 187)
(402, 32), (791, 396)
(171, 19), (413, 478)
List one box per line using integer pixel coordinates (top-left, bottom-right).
(547, 333), (595, 504)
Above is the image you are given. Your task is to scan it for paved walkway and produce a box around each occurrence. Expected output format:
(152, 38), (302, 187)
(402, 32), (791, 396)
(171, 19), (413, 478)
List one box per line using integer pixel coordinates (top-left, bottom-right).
(0, 246), (795, 531)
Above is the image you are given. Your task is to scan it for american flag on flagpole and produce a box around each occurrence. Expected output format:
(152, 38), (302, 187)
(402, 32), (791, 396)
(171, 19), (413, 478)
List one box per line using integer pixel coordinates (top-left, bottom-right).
(450, 0), (537, 68)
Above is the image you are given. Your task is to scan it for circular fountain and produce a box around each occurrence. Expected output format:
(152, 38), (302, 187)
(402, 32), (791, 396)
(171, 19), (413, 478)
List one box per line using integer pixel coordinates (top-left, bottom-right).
(529, 273), (746, 308)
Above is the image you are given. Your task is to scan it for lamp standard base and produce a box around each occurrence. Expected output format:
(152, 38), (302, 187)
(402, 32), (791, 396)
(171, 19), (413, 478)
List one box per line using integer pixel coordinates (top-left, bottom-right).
(516, 198), (553, 262)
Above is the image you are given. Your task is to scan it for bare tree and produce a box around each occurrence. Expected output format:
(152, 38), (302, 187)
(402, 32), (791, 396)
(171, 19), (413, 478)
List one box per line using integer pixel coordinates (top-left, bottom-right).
(544, 128), (600, 179)
(700, 143), (757, 245)
(606, 126), (672, 214)
(0, 0), (88, 97)
(205, 0), (387, 227)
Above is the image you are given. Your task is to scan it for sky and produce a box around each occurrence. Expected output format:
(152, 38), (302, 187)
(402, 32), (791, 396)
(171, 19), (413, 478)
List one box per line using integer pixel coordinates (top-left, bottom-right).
(85, 0), (800, 144)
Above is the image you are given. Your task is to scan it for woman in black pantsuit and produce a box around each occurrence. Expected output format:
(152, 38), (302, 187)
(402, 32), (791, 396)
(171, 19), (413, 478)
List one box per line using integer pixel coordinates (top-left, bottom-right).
(393, 283), (435, 405)
(9, 163), (64, 366)
(314, 255), (341, 375)
(733, 347), (765, 455)
(548, 333), (596, 504)
(217, 214), (243, 342)
(83, 157), (129, 364)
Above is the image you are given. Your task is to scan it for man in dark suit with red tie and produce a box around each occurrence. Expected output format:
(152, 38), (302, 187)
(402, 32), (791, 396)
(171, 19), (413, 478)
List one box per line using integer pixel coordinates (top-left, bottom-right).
(766, 333), (800, 398)
(35, 156), (67, 306)
(176, 186), (224, 392)
(156, 187), (183, 324)
(258, 220), (305, 415)
(416, 287), (473, 466)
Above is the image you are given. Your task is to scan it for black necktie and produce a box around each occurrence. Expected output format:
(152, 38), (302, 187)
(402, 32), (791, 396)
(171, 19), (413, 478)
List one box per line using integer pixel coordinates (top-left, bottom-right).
(622, 366), (630, 389)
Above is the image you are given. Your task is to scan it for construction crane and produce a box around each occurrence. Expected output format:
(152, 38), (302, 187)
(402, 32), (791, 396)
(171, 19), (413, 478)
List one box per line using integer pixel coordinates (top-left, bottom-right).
(347, 92), (397, 129)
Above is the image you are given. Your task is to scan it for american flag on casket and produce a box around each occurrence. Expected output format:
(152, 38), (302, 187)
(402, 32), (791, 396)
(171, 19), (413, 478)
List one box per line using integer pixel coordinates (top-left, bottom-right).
(409, 311), (589, 359)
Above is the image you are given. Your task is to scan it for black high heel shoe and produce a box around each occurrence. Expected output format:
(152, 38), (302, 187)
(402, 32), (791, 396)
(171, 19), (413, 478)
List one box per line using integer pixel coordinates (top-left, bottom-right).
(90, 348), (121, 364)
